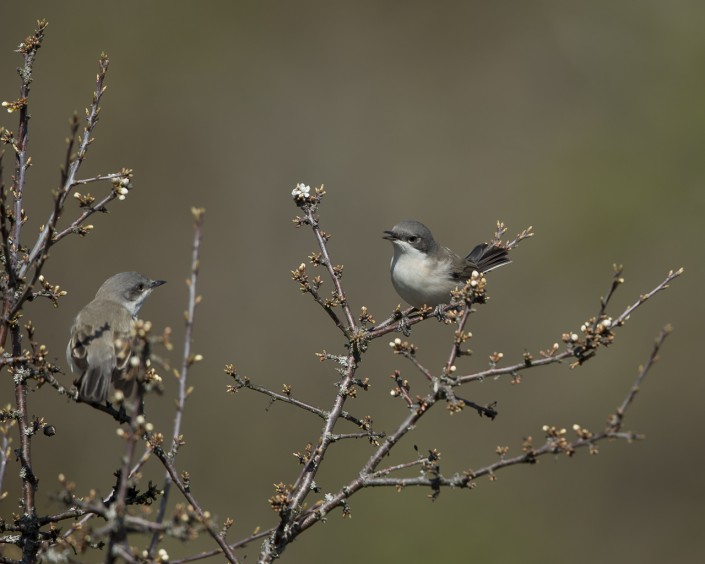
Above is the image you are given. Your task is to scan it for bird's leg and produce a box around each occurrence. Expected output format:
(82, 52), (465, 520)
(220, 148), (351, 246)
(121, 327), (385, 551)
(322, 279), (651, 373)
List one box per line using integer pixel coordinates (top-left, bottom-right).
(397, 313), (413, 336)
(433, 304), (447, 320)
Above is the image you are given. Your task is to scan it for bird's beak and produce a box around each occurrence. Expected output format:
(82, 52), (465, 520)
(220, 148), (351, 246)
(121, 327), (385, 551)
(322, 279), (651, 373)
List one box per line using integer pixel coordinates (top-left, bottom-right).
(383, 230), (397, 241)
(150, 279), (167, 288)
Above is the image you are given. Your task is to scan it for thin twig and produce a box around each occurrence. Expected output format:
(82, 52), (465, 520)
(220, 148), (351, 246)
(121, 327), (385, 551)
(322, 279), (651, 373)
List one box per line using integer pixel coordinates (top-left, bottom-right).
(0, 21), (48, 351)
(107, 391), (144, 564)
(17, 53), (112, 285)
(614, 268), (684, 326)
(455, 350), (574, 384)
(0, 153), (14, 290)
(294, 323), (669, 526)
(151, 447), (240, 563)
(0, 428), (11, 497)
(398, 350), (434, 382)
(149, 208), (206, 556)
(169, 528), (275, 564)
(304, 205), (357, 334)
(49, 190), (118, 244)
(609, 325), (671, 432)
(445, 306), (471, 375)
(61, 446), (153, 540)
(230, 377), (369, 428)
(329, 431), (386, 442)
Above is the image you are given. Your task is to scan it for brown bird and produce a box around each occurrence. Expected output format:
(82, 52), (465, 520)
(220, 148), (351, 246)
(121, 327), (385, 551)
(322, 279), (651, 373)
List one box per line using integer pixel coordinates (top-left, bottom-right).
(66, 272), (165, 403)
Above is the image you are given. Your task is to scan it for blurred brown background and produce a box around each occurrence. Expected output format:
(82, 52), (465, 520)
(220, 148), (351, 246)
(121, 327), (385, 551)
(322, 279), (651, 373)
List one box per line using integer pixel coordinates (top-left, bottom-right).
(1, 2), (703, 563)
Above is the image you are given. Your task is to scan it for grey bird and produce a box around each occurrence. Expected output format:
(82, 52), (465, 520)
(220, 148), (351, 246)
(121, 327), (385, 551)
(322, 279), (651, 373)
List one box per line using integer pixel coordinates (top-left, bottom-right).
(383, 220), (510, 308)
(66, 272), (166, 404)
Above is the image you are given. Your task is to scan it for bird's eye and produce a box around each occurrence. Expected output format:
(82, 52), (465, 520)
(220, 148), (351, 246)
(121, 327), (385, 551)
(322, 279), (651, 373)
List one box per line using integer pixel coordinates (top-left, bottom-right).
(137, 283), (145, 292)
(407, 236), (418, 243)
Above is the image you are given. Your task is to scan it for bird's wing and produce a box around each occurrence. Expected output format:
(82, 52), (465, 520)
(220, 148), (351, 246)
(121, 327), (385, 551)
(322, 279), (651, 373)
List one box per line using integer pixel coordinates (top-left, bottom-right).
(67, 300), (134, 403)
(66, 318), (110, 374)
(445, 247), (474, 282)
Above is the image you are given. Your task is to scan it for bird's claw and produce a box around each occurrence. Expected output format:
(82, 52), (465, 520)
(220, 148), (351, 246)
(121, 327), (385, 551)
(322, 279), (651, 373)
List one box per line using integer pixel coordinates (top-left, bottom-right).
(397, 315), (412, 336)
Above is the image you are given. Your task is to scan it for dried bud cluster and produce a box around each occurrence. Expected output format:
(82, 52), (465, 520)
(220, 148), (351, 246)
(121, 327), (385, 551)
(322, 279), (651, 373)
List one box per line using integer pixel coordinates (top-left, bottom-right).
(35, 274), (68, 307)
(1, 98), (27, 113)
(73, 191), (96, 208)
(389, 370), (411, 399)
(450, 270), (488, 305)
(293, 443), (313, 465)
(358, 306), (375, 325)
(389, 337), (417, 355)
(269, 482), (292, 513)
(562, 315), (617, 367)
(291, 263), (314, 292)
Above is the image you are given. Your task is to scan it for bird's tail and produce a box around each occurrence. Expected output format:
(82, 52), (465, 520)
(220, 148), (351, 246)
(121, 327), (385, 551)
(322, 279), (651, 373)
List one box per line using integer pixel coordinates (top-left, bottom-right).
(79, 365), (112, 404)
(466, 243), (511, 273)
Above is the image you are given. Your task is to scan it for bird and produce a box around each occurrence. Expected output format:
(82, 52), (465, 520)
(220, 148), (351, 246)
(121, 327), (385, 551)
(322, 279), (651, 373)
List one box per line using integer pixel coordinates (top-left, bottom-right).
(383, 220), (510, 308)
(66, 272), (166, 404)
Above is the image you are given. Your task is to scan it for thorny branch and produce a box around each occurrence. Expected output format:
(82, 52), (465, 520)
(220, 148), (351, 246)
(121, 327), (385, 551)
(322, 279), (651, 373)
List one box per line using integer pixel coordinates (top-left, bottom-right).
(0, 21), (49, 564)
(0, 18), (686, 564)
(222, 184), (683, 563)
(0, 21), (226, 564)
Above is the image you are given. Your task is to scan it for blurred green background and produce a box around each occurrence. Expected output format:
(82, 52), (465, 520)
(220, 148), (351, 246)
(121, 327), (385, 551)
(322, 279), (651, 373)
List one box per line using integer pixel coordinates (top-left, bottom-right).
(0, 2), (703, 563)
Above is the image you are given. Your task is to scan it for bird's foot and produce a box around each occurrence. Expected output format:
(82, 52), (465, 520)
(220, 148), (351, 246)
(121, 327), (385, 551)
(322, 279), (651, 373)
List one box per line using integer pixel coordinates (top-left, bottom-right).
(397, 315), (412, 337)
(433, 304), (447, 321)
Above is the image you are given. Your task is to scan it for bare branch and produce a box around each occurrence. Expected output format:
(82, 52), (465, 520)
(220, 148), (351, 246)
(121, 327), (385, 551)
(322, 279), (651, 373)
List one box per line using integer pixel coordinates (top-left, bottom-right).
(151, 446), (240, 563)
(608, 325), (671, 433)
(149, 208), (206, 556)
(614, 268), (684, 326)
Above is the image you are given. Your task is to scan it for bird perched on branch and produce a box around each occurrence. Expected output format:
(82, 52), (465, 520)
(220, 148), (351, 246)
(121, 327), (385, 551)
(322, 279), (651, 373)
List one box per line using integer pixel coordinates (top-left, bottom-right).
(383, 220), (510, 308)
(66, 272), (165, 404)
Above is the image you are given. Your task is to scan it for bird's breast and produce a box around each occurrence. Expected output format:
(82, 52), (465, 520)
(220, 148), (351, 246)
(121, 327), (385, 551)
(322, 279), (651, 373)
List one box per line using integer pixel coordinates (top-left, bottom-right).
(390, 248), (455, 307)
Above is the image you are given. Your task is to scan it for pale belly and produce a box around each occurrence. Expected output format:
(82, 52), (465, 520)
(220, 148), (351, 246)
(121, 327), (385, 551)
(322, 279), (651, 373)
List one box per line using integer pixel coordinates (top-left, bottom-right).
(390, 252), (456, 308)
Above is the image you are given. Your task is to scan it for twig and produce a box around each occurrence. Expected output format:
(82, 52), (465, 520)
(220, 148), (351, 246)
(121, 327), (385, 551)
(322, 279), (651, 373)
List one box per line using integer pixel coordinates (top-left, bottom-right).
(10, 22), (47, 272)
(10, 323), (40, 562)
(71, 172), (126, 186)
(106, 393), (143, 564)
(12, 55), (113, 329)
(369, 458), (426, 478)
(0, 426), (11, 498)
(295, 323), (669, 524)
(169, 528), (275, 564)
(284, 356), (357, 516)
(292, 398), (432, 535)
(60, 446), (153, 540)
(455, 349), (574, 384)
(110, 544), (139, 564)
(455, 268), (682, 386)
(49, 190), (118, 244)
(149, 208), (206, 556)
(0, 21), (48, 351)
(609, 325), (671, 432)
(303, 204), (357, 334)
(593, 265), (624, 329)
(614, 268), (684, 326)
(0, 153), (15, 290)
(398, 350), (434, 382)
(151, 447), (240, 563)
(445, 306), (471, 375)
(329, 431), (386, 442)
